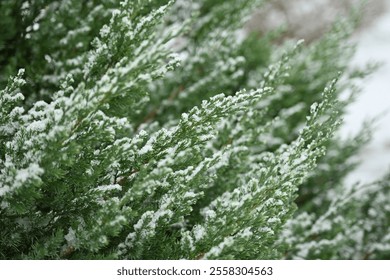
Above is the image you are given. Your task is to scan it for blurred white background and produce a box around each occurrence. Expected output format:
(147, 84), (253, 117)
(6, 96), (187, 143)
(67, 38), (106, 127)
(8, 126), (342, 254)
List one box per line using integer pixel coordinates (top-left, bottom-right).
(248, 0), (390, 185)
(342, 0), (390, 185)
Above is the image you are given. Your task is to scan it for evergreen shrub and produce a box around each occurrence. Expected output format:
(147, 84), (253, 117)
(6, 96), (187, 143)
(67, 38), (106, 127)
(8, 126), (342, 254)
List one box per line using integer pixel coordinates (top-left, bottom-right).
(0, 0), (389, 259)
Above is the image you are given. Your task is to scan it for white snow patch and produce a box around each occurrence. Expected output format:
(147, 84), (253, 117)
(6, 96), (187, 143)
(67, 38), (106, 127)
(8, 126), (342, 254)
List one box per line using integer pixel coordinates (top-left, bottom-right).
(96, 184), (122, 192)
(193, 225), (206, 241)
(341, 2), (390, 185)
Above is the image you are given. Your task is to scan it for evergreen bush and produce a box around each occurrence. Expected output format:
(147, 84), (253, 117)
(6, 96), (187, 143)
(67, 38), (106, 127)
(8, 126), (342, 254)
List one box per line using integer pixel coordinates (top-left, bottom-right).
(0, 0), (389, 259)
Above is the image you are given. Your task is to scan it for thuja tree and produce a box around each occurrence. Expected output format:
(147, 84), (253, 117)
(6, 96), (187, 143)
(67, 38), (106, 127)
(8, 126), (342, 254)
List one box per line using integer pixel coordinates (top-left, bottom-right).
(0, 0), (389, 259)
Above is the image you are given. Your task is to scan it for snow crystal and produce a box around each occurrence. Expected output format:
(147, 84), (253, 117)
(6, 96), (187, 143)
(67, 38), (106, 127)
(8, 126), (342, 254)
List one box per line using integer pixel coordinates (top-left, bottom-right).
(138, 143), (153, 155)
(3, 92), (24, 103)
(100, 24), (111, 38)
(193, 225), (206, 241)
(27, 120), (47, 132)
(133, 211), (153, 231)
(201, 208), (216, 220)
(32, 23), (40, 31)
(96, 184), (122, 192)
(10, 106), (25, 117)
(181, 112), (189, 122)
(186, 162), (205, 181)
(191, 114), (201, 122)
(10, 163), (44, 192)
(258, 227), (274, 235)
(204, 236), (235, 259)
(183, 191), (197, 199)
(240, 227), (253, 238)
(33, 100), (48, 109)
(15, 169), (29, 182)
(180, 231), (195, 252)
(310, 102), (319, 114)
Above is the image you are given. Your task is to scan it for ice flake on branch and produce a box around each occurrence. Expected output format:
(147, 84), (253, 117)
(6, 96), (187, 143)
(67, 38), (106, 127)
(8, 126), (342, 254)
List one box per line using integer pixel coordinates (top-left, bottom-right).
(180, 76), (341, 258)
(193, 225), (206, 242)
(204, 42), (308, 158)
(63, 1), (182, 125)
(124, 141), (245, 205)
(119, 143), (248, 257)
(282, 177), (390, 259)
(117, 78), (281, 258)
(204, 235), (235, 259)
(149, 0), (270, 123)
(0, 69), (26, 136)
(96, 184), (122, 192)
(174, 56), (246, 103)
(203, 227), (254, 259)
(262, 40), (304, 88)
(83, 0), (177, 80)
(0, 163), (44, 198)
(0, 0), (183, 204)
(70, 197), (129, 253)
(176, 89), (266, 141)
(118, 207), (174, 256)
(115, 87), (273, 189)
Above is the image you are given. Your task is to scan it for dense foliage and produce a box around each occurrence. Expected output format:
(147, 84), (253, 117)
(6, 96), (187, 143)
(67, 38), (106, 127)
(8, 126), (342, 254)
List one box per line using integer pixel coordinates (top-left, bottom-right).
(0, 0), (389, 259)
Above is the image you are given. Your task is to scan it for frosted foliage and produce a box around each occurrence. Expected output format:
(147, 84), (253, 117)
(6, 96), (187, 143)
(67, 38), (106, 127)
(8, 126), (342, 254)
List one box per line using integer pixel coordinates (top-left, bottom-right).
(0, 0), (388, 261)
